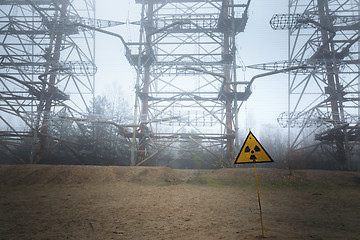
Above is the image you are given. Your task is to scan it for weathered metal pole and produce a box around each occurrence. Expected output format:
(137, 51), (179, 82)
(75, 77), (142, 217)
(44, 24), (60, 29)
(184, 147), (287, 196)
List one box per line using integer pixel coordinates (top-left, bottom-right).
(317, 0), (347, 169)
(36, 0), (69, 163)
(137, 1), (153, 163)
(130, 6), (145, 166)
(224, 0), (234, 161)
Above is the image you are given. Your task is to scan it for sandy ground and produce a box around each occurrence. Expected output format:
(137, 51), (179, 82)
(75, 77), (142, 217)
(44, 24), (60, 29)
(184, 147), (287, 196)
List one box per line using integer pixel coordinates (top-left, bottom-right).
(0, 165), (360, 240)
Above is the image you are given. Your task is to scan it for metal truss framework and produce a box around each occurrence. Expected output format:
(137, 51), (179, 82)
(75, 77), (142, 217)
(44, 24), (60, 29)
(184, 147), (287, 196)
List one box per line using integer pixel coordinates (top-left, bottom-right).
(0, 0), (99, 163)
(250, 0), (360, 169)
(130, 0), (252, 165)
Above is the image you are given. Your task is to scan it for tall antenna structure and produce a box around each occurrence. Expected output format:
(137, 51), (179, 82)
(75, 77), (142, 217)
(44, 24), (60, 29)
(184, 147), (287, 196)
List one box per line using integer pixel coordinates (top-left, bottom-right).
(129, 0), (252, 165)
(0, 0), (98, 163)
(250, 0), (360, 169)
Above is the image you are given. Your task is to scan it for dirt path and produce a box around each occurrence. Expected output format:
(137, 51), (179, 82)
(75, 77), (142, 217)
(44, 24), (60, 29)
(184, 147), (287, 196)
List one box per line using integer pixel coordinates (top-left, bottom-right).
(1, 165), (360, 239)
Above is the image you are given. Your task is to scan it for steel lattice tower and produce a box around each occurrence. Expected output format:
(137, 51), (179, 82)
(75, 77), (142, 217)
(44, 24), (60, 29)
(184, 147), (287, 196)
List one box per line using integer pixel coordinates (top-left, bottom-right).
(130, 0), (252, 166)
(250, 0), (360, 169)
(0, 0), (98, 163)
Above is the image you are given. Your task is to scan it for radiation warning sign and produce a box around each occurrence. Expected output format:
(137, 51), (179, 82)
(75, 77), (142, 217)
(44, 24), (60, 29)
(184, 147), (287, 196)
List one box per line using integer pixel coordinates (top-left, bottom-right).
(234, 131), (274, 164)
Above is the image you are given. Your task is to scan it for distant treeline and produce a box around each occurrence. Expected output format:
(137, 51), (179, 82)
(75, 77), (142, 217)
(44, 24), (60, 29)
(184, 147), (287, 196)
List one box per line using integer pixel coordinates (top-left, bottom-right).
(1, 96), (358, 170)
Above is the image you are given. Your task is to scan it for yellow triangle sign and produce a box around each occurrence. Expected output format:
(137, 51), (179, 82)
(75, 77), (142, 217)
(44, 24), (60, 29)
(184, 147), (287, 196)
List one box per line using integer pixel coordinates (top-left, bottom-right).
(234, 131), (274, 164)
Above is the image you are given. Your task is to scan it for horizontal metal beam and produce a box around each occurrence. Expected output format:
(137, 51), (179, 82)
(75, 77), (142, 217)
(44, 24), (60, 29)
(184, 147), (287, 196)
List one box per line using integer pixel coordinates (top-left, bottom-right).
(147, 97), (219, 101)
(0, 0), (55, 5)
(136, 0), (222, 3)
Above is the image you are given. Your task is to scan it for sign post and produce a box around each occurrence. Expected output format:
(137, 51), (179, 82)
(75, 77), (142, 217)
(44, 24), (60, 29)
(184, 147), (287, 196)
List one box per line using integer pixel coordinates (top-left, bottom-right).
(234, 129), (274, 238)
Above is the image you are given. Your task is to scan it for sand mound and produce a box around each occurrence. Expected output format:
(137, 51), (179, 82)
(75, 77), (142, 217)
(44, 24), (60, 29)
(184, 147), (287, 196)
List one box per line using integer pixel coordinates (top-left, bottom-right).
(0, 164), (359, 188)
(0, 165), (194, 185)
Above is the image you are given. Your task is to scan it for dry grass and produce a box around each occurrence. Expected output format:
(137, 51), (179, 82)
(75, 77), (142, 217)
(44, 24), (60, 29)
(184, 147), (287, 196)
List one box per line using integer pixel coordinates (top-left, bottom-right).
(1, 165), (360, 239)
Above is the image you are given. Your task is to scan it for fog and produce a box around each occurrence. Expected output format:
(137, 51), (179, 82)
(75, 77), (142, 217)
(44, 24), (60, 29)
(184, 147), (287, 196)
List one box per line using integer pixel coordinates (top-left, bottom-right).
(94, 0), (289, 134)
(1, 0), (358, 169)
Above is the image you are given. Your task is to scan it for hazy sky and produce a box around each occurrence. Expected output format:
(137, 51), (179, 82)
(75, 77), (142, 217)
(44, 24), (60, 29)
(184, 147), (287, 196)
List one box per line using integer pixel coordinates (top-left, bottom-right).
(94, 1), (289, 134)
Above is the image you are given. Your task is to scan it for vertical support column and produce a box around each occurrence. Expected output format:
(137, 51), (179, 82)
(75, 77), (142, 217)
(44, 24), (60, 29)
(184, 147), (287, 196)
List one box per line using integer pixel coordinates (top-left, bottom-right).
(287, 0), (292, 174)
(223, 0), (234, 160)
(317, 0), (346, 168)
(233, 45), (239, 151)
(131, 4), (146, 166)
(137, 1), (153, 163)
(36, 0), (69, 163)
(358, 2), (360, 123)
